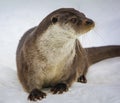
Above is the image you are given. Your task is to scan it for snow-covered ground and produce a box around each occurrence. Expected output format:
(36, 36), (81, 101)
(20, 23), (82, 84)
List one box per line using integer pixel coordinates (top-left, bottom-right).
(0, 58), (120, 103)
(0, 0), (120, 103)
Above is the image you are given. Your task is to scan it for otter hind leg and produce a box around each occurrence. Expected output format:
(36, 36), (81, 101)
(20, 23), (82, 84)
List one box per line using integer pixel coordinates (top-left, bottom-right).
(28, 89), (46, 101)
(77, 75), (87, 83)
(51, 83), (68, 94)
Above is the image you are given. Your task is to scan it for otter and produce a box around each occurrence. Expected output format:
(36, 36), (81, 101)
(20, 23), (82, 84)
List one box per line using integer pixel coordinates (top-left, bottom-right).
(16, 8), (120, 101)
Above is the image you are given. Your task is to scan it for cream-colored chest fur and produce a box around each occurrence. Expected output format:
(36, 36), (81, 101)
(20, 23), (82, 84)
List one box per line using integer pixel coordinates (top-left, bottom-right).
(34, 24), (77, 85)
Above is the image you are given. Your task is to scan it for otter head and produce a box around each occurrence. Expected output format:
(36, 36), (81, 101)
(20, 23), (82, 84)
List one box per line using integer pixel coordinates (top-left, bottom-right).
(36, 8), (95, 37)
(50, 8), (95, 35)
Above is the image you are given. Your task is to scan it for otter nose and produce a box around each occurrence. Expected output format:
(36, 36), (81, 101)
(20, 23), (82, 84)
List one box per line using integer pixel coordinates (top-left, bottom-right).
(86, 19), (94, 25)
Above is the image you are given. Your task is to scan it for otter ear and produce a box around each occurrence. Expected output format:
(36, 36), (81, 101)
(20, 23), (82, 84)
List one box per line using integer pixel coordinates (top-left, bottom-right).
(51, 16), (58, 24)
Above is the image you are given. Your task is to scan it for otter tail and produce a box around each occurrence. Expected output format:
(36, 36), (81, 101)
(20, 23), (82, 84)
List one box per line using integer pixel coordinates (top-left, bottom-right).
(85, 45), (120, 65)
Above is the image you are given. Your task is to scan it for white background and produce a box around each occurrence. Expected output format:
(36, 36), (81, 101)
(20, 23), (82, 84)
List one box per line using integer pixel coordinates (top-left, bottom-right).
(0, 0), (120, 103)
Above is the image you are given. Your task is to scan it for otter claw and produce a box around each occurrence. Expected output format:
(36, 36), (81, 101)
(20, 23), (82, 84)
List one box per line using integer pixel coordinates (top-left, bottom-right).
(28, 89), (46, 101)
(51, 83), (68, 94)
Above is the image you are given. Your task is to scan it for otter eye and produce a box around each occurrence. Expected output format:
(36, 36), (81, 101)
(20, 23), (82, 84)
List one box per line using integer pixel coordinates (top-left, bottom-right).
(52, 17), (58, 24)
(70, 18), (77, 23)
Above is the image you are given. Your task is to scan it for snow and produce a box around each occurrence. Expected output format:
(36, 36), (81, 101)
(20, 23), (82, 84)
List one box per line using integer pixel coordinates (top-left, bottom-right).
(0, 0), (120, 103)
(0, 58), (120, 103)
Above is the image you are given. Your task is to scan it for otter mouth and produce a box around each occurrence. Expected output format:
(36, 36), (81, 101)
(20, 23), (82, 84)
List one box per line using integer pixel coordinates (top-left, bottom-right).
(77, 18), (95, 35)
(85, 19), (95, 26)
(85, 18), (95, 30)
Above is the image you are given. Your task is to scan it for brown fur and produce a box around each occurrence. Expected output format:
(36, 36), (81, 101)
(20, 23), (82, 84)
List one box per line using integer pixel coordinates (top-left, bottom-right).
(16, 8), (120, 101)
(86, 46), (120, 64)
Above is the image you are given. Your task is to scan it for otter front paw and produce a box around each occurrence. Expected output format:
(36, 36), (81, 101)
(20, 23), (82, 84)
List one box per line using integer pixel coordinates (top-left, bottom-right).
(51, 83), (68, 94)
(77, 75), (87, 83)
(28, 89), (46, 101)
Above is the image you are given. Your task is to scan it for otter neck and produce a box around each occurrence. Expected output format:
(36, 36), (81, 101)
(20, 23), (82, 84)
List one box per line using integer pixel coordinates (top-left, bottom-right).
(48, 23), (77, 39)
(36, 24), (79, 64)
(37, 24), (78, 48)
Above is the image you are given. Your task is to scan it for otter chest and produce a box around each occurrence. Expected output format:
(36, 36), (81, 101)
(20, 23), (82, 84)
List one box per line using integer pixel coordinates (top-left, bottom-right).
(35, 25), (77, 85)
